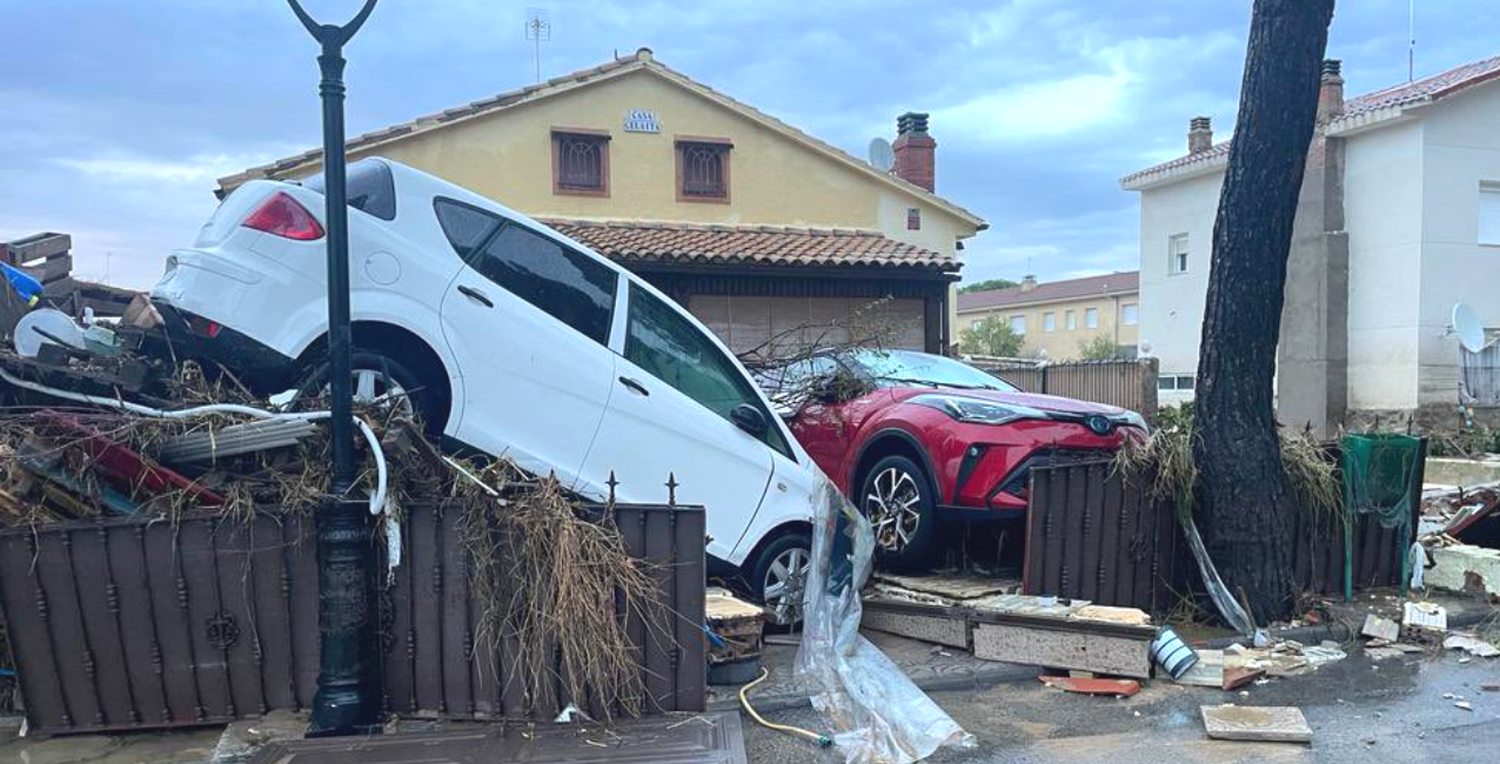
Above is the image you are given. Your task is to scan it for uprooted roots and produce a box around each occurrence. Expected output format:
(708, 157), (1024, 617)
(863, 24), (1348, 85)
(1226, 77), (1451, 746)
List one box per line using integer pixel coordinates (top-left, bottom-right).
(457, 468), (667, 721)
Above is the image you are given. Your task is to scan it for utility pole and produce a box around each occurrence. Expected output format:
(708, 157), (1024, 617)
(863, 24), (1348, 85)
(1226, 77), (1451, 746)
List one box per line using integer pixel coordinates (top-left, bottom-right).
(286, 0), (383, 737)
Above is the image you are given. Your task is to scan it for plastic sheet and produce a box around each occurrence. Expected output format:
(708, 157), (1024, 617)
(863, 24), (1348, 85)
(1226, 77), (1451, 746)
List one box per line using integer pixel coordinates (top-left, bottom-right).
(794, 478), (974, 764)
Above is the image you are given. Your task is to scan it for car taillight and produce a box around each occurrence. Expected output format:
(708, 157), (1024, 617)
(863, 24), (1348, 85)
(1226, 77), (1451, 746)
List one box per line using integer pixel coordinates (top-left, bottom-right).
(241, 191), (325, 240)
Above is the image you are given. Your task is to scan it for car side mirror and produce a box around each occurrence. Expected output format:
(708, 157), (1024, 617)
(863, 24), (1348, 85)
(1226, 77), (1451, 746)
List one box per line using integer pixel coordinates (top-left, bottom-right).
(730, 403), (768, 437)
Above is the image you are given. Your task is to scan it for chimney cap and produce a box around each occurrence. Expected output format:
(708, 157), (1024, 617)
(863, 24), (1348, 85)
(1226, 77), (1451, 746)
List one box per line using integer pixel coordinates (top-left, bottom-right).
(897, 112), (930, 136)
(1322, 59), (1342, 78)
(1190, 116), (1212, 130)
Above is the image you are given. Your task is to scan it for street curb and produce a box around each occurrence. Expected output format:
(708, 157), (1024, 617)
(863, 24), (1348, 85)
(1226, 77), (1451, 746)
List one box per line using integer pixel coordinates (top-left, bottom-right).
(707, 662), (1036, 715)
(1200, 603), (1494, 649)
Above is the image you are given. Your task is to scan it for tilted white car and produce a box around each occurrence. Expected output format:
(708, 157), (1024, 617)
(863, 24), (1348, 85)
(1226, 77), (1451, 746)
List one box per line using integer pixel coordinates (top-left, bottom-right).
(152, 157), (818, 621)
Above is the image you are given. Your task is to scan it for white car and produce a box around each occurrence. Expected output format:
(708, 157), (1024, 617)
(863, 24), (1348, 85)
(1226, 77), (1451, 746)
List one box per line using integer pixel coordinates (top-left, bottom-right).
(152, 157), (817, 621)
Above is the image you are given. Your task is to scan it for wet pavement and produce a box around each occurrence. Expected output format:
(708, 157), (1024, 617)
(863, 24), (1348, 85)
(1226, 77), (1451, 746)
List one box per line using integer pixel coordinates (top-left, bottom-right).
(2, 635), (1495, 763)
(744, 643), (1500, 763)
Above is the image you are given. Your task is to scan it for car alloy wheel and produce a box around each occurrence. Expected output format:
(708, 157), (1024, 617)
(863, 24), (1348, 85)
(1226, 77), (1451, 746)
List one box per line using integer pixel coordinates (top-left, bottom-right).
(865, 466), (923, 553)
(321, 367), (414, 416)
(762, 546), (809, 626)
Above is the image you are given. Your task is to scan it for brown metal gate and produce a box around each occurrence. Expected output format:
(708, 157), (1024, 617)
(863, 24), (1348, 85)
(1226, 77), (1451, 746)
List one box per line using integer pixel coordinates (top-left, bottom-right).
(0, 502), (706, 736)
(1023, 453), (1426, 615)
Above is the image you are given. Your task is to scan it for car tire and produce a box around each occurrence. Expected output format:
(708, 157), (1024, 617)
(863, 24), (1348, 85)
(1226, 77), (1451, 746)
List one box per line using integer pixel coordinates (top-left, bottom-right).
(296, 350), (445, 431)
(859, 454), (938, 569)
(746, 531), (812, 628)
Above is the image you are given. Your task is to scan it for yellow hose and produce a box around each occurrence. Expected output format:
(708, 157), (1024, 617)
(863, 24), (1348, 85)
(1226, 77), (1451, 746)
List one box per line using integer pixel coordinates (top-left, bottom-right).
(738, 667), (833, 747)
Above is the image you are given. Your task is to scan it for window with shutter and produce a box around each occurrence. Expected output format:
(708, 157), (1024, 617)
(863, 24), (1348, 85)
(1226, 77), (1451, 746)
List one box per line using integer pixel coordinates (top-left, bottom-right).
(551, 130), (610, 196)
(1480, 182), (1500, 246)
(676, 138), (731, 202)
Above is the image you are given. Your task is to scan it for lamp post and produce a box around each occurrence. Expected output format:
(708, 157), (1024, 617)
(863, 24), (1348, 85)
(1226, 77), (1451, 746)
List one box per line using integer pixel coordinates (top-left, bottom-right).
(286, 0), (383, 737)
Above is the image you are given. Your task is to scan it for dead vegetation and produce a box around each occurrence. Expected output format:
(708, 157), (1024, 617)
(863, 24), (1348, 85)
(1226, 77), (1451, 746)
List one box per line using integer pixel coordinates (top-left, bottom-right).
(0, 360), (674, 722)
(1113, 403), (1343, 530)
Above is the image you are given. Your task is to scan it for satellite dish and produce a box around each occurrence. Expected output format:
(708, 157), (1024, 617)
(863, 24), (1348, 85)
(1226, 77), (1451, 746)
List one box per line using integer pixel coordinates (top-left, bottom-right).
(867, 137), (894, 172)
(1452, 303), (1486, 353)
(14, 308), (86, 358)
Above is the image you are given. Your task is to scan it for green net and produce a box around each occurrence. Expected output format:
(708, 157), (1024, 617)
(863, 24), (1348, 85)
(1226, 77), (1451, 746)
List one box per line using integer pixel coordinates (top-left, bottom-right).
(1339, 433), (1423, 598)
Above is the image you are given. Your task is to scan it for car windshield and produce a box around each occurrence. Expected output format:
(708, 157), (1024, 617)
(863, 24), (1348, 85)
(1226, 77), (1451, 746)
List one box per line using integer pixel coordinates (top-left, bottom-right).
(846, 349), (1015, 391)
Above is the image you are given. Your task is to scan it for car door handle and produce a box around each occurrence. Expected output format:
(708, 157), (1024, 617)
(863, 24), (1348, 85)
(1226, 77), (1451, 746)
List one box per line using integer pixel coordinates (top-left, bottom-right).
(457, 284), (493, 308)
(618, 376), (650, 396)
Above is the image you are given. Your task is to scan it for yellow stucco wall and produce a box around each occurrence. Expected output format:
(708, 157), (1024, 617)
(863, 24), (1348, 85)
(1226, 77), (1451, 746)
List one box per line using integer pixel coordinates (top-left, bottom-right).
(957, 293), (1140, 360)
(258, 66), (976, 260)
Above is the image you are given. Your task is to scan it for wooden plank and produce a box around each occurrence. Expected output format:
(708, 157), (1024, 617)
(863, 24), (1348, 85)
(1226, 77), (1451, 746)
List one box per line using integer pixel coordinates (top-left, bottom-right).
(1096, 470), (1123, 607)
(1, 232), (71, 265)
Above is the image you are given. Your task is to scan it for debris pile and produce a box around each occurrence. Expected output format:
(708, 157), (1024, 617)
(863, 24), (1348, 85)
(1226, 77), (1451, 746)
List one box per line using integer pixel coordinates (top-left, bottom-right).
(0, 324), (674, 723)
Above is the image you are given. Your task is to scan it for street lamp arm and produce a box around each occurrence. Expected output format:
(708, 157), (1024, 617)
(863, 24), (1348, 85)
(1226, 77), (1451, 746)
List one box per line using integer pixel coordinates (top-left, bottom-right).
(286, 0), (378, 47)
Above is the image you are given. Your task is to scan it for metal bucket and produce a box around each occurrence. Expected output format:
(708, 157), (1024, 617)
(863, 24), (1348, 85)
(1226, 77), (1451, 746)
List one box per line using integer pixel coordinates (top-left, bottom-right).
(1150, 626), (1199, 679)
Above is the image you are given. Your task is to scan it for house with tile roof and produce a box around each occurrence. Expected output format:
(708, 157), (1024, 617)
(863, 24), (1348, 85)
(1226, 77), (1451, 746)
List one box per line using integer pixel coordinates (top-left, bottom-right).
(1122, 54), (1500, 431)
(219, 48), (986, 356)
(955, 272), (1139, 361)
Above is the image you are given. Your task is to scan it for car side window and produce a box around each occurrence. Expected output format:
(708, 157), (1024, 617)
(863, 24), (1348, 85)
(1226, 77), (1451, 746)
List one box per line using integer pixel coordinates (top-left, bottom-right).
(625, 284), (791, 457)
(435, 199), (618, 345)
(434, 199), (501, 259)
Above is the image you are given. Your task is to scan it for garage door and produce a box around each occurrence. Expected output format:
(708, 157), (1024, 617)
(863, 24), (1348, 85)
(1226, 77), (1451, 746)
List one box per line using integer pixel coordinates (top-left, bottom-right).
(690, 294), (925, 358)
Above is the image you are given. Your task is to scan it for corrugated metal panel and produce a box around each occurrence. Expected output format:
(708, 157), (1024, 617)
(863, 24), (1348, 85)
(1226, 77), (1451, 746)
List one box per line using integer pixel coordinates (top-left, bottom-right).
(0, 502), (705, 736)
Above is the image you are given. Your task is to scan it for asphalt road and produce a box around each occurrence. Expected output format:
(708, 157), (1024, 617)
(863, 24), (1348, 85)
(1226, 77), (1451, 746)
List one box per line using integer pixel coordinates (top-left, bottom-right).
(745, 646), (1500, 763)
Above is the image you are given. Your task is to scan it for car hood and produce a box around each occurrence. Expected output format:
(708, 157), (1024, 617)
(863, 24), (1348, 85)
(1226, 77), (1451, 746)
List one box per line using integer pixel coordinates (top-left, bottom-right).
(894, 386), (1129, 416)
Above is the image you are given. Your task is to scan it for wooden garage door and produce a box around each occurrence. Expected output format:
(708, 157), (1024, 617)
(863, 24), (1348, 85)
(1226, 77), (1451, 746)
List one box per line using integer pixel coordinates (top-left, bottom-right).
(690, 294), (925, 357)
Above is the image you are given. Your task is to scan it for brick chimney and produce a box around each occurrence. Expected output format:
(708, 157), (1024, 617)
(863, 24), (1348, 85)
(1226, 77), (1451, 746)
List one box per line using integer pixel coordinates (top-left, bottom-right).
(1188, 116), (1213, 154)
(892, 112), (936, 192)
(1317, 59), (1344, 123)
(1020, 274), (1038, 292)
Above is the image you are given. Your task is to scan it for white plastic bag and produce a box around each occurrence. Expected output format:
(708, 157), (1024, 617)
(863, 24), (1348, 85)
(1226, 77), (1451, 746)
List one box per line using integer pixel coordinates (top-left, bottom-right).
(794, 478), (974, 763)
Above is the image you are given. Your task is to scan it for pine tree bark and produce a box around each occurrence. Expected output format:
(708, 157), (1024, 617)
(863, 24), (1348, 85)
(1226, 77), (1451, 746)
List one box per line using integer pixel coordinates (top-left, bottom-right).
(1193, 0), (1335, 624)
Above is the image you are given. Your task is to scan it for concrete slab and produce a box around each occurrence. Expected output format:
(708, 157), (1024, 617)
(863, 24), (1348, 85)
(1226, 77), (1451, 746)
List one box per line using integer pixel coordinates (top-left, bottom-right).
(1200, 705), (1313, 743)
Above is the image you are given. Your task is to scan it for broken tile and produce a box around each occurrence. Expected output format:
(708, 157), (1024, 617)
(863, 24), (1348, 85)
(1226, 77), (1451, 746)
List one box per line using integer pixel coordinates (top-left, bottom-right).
(1361, 614), (1400, 642)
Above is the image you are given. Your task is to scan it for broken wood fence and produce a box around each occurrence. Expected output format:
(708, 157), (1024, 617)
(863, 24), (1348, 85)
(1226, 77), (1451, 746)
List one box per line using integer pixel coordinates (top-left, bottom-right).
(0, 502), (706, 736)
(969, 357), (1158, 420)
(1022, 451), (1426, 617)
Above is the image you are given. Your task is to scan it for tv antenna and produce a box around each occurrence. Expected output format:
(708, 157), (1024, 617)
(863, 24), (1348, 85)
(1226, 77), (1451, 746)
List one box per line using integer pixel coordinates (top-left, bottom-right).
(525, 8), (551, 83)
(1408, 0), (1416, 82)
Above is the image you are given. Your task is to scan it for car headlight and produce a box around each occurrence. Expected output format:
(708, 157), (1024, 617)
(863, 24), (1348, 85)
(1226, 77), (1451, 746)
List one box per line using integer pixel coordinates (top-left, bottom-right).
(909, 394), (1049, 425)
(1120, 409), (1150, 433)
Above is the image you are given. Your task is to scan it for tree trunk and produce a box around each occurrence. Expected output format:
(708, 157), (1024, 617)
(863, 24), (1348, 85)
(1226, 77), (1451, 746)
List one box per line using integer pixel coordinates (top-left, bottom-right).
(1193, 0), (1334, 624)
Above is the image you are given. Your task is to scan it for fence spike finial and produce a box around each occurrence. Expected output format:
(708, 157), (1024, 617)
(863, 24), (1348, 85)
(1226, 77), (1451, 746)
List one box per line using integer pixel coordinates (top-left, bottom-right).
(666, 473), (679, 506)
(606, 470), (619, 505)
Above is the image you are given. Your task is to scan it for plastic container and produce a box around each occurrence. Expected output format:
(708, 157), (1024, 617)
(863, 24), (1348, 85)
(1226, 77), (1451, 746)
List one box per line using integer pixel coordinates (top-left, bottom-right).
(1150, 625), (1199, 679)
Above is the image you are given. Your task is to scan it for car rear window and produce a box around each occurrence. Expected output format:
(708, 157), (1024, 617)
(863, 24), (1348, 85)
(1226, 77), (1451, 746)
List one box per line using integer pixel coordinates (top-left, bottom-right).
(302, 158), (397, 220)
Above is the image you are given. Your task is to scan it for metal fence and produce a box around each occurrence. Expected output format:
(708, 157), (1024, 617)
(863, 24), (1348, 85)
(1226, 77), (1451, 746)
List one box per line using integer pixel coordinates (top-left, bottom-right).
(0, 502), (706, 736)
(968, 357), (1159, 419)
(1022, 453), (1425, 617)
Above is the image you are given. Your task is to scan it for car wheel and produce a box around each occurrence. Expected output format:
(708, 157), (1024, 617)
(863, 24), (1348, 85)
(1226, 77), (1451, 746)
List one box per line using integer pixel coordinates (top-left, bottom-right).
(859, 454), (938, 568)
(296, 350), (444, 429)
(747, 531), (811, 627)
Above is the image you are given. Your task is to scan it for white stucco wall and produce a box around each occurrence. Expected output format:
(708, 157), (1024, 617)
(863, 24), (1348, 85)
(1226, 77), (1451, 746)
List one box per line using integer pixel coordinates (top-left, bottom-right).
(1416, 81), (1500, 408)
(1136, 168), (1223, 404)
(1343, 118), (1425, 411)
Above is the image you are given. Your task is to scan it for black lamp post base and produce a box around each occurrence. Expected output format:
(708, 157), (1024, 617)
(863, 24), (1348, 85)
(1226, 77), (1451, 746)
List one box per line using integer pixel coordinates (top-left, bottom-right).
(307, 496), (383, 736)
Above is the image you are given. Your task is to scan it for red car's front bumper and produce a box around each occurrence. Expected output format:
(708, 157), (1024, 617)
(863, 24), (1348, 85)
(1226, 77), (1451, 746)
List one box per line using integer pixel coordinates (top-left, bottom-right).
(923, 418), (1143, 514)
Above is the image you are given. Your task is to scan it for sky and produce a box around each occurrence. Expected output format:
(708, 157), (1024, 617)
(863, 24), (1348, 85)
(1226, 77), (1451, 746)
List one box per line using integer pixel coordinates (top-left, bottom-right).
(2, 0), (1497, 290)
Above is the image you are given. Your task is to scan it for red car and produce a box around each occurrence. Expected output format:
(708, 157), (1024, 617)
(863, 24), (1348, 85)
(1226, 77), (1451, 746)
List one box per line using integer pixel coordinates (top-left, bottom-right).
(767, 350), (1147, 565)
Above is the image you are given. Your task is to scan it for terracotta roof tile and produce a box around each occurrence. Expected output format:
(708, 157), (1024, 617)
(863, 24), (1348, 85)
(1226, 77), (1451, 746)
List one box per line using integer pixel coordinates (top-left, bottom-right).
(541, 218), (957, 271)
(1123, 53), (1500, 187)
(956, 272), (1138, 312)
